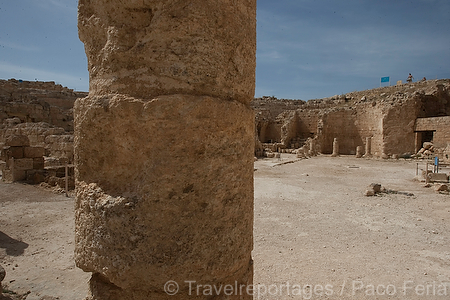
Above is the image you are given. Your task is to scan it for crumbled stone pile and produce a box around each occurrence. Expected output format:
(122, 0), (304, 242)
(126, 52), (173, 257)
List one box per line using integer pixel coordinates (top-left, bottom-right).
(364, 183), (414, 197)
(415, 142), (436, 158)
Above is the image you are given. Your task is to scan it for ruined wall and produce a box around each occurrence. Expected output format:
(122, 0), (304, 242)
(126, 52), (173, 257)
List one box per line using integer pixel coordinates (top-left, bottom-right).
(381, 99), (418, 156)
(0, 79), (86, 131)
(318, 109), (359, 154)
(253, 79), (450, 157)
(296, 109), (320, 140)
(75, 0), (256, 299)
(416, 116), (450, 149)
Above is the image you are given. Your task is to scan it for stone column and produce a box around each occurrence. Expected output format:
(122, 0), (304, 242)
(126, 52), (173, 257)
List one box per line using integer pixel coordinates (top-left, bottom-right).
(309, 139), (316, 156)
(74, 1), (256, 299)
(331, 138), (339, 157)
(356, 146), (363, 158)
(364, 137), (372, 157)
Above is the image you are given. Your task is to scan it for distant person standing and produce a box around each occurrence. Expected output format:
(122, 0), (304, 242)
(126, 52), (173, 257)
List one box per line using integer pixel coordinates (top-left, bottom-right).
(407, 73), (414, 83)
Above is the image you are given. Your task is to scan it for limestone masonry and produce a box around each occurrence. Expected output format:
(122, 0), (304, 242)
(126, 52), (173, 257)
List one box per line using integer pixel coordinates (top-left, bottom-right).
(253, 79), (450, 162)
(74, 0), (256, 299)
(0, 79), (85, 188)
(2, 78), (450, 185)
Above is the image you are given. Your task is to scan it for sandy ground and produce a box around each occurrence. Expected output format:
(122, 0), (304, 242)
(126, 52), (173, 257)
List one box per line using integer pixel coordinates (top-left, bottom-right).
(1, 155), (449, 299)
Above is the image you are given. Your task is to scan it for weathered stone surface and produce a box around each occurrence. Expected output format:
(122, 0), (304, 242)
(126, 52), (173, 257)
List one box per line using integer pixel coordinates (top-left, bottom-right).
(331, 138), (339, 157)
(5, 135), (29, 147)
(356, 146), (363, 158)
(364, 189), (375, 196)
(434, 183), (448, 192)
(4, 146), (24, 159)
(253, 79), (450, 157)
(0, 264), (5, 290)
(0, 79), (84, 132)
(24, 146), (45, 158)
(428, 173), (448, 182)
(75, 94), (254, 298)
(364, 137), (372, 157)
(423, 142), (433, 150)
(78, 0), (256, 104)
(75, 0), (256, 298)
(14, 158), (34, 170)
(370, 183), (382, 193)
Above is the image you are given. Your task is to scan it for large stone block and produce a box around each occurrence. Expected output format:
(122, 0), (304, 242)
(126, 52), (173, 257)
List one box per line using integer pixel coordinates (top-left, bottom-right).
(14, 158), (34, 170)
(33, 157), (45, 170)
(76, 0), (256, 298)
(78, 0), (256, 104)
(5, 135), (30, 147)
(24, 147), (45, 158)
(5, 146), (24, 159)
(75, 94), (254, 298)
(428, 173), (448, 182)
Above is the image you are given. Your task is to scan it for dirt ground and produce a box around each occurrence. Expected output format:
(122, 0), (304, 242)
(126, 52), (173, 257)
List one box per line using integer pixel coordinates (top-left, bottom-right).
(1, 155), (449, 299)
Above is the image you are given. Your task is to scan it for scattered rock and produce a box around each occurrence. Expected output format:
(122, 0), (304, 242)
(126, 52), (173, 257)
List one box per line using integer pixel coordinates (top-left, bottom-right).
(364, 183), (413, 197)
(434, 184), (448, 192)
(423, 142), (433, 150)
(370, 183), (382, 193)
(364, 189), (375, 196)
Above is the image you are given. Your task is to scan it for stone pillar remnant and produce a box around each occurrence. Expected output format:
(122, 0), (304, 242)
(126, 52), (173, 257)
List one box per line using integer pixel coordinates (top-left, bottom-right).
(364, 137), (372, 157)
(356, 146), (363, 158)
(309, 139), (316, 156)
(331, 138), (339, 157)
(74, 1), (256, 299)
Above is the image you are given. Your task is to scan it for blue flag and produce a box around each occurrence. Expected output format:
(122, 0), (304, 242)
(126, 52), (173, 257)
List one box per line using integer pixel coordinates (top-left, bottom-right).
(381, 77), (390, 83)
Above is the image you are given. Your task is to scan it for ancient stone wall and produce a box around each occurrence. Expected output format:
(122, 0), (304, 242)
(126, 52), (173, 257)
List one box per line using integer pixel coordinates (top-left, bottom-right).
(75, 0), (256, 299)
(253, 79), (450, 157)
(0, 79), (86, 131)
(416, 116), (450, 149)
(381, 100), (418, 156)
(0, 135), (45, 183)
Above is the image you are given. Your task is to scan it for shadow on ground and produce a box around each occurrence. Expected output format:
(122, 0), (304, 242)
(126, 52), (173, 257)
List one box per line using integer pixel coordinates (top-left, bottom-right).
(0, 232), (28, 256)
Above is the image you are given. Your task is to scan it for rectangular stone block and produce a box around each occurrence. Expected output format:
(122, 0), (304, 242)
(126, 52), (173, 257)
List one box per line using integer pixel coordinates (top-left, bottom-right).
(429, 173), (448, 182)
(14, 170), (27, 182)
(5, 146), (24, 159)
(24, 147), (45, 158)
(2, 168), (26, 182)
(14, 158), (34, 170)
(33, 157), (45, 170)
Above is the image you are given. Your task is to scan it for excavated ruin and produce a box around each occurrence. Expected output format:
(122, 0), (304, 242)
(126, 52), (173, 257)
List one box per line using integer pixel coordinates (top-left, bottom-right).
(253, 79), (450, 162)
(3, 79), (450, 187)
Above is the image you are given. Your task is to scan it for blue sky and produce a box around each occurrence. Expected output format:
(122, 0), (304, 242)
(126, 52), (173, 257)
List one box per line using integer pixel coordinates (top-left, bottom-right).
(1, 0), (449, 100)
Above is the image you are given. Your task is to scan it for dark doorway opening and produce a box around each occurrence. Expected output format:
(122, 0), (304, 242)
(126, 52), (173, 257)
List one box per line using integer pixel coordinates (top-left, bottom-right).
(414, 130), (435, 153)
